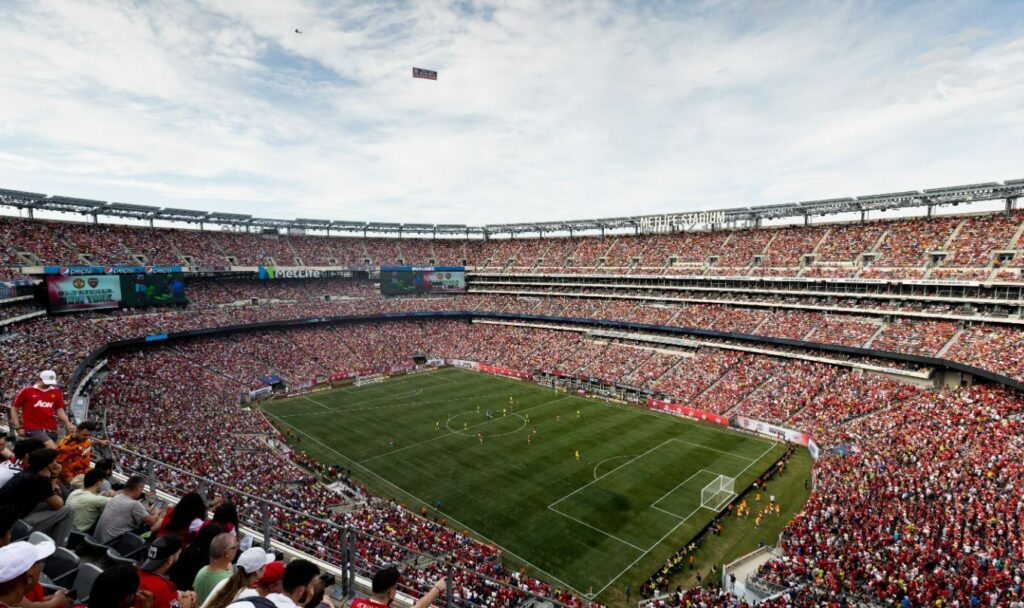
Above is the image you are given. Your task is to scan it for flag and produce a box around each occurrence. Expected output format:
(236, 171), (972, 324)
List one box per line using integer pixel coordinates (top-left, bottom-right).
(413, 67), (437, 80)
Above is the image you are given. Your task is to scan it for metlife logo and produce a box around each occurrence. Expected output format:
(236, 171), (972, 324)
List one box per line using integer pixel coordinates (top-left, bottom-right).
(258, 266), (323, 280)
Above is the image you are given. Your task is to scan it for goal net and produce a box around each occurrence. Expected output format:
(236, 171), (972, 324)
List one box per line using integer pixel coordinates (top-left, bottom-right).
(700, 475), (736, 511)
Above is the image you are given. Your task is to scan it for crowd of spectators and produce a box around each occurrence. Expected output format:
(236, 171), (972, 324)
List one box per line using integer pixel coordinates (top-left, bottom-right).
(6, 209), (1024, 280)
(3, 280), (1024, 607)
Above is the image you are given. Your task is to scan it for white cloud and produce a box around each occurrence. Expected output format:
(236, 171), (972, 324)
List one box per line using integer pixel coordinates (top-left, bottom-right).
(0, 0), (1021, 226)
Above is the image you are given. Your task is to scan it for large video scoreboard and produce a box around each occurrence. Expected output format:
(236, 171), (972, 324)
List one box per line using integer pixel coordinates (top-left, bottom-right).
(380, 266), (466, 295)
(43, 266), (187, 313)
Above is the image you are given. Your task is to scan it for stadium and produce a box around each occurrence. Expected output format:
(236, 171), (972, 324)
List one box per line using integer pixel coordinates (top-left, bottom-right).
(1, 3), (1023, 608)
(2, 177), (1024, 608)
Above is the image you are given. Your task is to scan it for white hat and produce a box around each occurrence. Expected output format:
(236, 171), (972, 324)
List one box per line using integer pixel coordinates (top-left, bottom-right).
(39, 370), (58, 386)
(0, 540), (55, 583)
(236, 547), (276, 574)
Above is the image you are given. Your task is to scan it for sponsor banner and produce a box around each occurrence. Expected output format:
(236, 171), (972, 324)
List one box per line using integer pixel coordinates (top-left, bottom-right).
(639, 211), (726, 233)
(807, 439), (820, 460)
(426, 358), (445, 366)
(258, 266), (342, 278)
(46, 275), (123, 311)
(329, 371), (357, 382)
(44, 265), (182, 275)
(733, 416), (813, 446)
(293, 380), (314, 391)
(478, 364), (531, 379)
(187, 265), (231, 273)
(823, 278), (887, 284)
(900, 279), (979, 286)
(447, 359), (479, 370)
(647, 398), (728, 426)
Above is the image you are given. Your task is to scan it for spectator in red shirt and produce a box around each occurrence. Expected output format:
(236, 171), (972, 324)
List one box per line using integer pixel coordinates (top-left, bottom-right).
(10, 370), (76, 449)
(88, 564), (153, 608)
(351, 566), (446, 608)
(137, 536), (197, 608)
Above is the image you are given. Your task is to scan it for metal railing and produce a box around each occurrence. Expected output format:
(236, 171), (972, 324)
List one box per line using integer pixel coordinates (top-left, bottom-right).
(108, 444), (575, 608)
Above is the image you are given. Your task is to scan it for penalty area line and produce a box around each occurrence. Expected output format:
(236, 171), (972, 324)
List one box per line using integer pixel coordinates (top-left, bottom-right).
(591, 440), (780, 597)
(262, 410), (591, 599)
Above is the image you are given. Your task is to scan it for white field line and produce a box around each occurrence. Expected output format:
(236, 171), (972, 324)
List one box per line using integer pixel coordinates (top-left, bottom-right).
(589, 441), (778, 598)
(546, 504), (647, 552)
(592, 455), (637, 481)
(357, 396), (573, 465)
(275, 389), (537, 419)
(548, 439), (675, 510)
(648, 469), (710, 513)
(299, 395), (330, 411)
(549, 438), (755, 511)
(262, 410), (590, 599)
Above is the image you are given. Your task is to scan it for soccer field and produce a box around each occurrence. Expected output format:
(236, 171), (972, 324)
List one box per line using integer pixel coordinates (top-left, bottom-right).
(260, 368), (784, 600)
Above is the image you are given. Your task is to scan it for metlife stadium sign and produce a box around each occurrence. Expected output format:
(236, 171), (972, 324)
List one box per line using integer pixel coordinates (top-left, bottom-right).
(638, 211), (726, 233)
(258, 266), (326, 280)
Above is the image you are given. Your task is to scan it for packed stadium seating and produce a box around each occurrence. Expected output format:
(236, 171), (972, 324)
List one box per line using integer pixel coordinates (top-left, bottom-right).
(5, 204), (1024, 607)
(4, 208), (1024, 278)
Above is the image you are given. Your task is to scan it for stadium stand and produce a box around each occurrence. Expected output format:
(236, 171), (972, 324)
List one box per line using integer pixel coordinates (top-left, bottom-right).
(4, 183), (1024, 607)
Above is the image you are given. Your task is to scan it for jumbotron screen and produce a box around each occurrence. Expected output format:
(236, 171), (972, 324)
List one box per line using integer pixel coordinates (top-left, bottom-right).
(45, 272), (187, 313)
(380, 266), (466, 295)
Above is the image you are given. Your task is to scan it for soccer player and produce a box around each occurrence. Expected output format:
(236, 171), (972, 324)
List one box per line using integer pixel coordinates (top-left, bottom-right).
(502, 408), (506, 417)
(477, 432), (483, 444)
(388, 437), (395, 448)
(435, 421), (440, 430)
(574, 450), (580, 462)
(576, 409), (581, 419)
(10, 370), (75, 448)
(527, 435), (532, 446)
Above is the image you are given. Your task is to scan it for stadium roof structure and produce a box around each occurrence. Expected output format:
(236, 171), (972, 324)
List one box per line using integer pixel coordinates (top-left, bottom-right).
(1, 179), (1022, 237)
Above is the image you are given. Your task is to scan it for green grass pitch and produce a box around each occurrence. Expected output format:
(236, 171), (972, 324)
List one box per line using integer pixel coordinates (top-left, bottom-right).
(260, 367), (785, 601)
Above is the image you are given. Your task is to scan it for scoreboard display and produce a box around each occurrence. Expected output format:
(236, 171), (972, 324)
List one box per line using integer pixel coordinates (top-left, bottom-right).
(380, 266), (466, 295)
(45, 272), (187, 313)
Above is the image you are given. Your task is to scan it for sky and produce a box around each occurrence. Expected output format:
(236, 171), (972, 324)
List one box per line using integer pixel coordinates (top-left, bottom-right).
(0, 0), (1022, 227)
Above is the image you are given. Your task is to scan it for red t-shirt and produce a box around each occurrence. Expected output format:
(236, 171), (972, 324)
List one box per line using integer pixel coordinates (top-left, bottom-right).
(351, 599), (389, 608)
(136, 569), (181, 608)
(12, 385), (65, 431)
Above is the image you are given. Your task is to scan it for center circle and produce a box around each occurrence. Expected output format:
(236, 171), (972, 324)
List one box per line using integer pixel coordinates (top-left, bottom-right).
(445, 410), (528, 437)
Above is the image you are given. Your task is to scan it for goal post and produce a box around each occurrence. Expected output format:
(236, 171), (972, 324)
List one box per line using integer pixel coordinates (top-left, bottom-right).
(700, 474), (736, 511)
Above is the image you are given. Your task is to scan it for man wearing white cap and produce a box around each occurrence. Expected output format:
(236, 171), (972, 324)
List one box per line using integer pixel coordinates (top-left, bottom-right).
(10, 370), (76, 449)
(202, 547), (276, 608)
(0, 540), (56, 607)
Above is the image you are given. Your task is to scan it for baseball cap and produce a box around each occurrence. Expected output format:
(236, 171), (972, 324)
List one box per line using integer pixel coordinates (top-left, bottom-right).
(372, 566), (400, 593)
(140, 536), (182, 572)
(0, 540), (56, 583)
(39, 370), (58, 386)
(236, 547), (276, 574)
(257, 560), (285, 587)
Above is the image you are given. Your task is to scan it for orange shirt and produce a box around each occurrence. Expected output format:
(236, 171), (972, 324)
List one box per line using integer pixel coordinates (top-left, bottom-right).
(56, 434), (92, 482)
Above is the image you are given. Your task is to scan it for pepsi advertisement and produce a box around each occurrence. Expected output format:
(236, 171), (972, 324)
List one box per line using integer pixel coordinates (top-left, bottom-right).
(380, 266), (466, 295)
